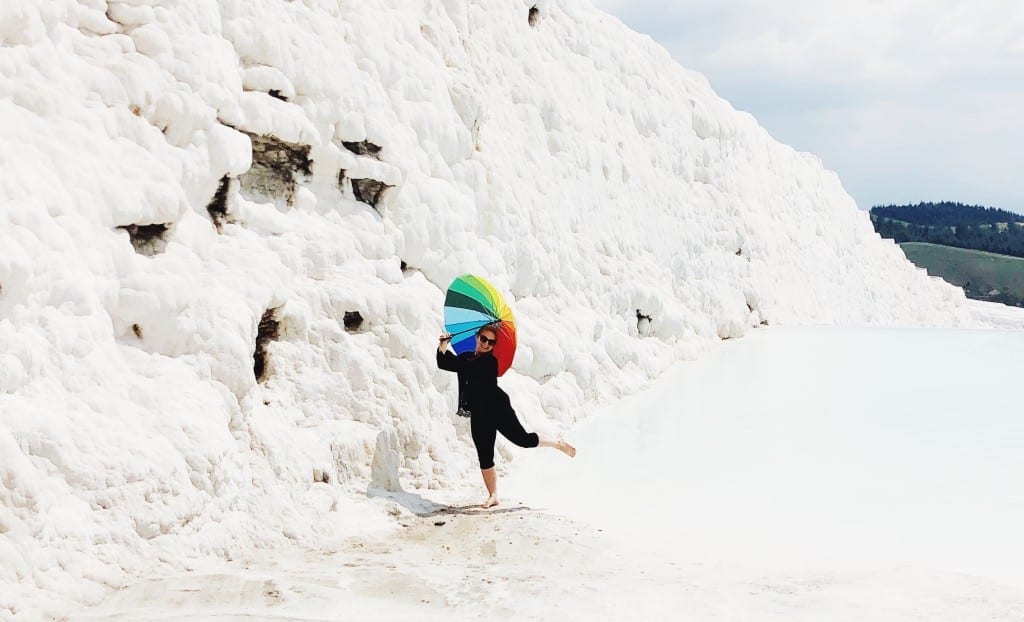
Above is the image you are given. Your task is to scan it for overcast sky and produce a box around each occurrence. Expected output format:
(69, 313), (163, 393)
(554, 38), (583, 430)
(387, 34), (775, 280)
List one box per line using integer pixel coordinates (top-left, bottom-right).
(592, 1), (1024, 214)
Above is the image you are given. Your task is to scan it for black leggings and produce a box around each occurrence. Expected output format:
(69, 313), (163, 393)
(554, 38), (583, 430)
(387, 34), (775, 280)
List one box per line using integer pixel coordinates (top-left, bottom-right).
(471, 408), (539, 470)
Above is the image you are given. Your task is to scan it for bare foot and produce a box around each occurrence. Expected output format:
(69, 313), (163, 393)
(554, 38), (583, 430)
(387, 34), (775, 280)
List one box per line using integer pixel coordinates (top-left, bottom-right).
(481, 495), (500, 509)
(557, 440), (576, 458)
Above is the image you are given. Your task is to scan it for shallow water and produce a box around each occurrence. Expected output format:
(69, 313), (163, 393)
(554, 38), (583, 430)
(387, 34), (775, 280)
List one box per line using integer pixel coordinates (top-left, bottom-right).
(509, 326), (1024, 588)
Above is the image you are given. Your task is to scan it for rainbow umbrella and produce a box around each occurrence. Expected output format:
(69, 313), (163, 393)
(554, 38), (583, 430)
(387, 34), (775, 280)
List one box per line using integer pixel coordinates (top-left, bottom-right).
(443, 274), (517, 376)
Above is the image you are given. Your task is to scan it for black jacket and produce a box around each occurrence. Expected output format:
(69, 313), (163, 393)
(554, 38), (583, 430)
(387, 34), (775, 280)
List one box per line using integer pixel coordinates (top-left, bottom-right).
(436, 350), (511, 415)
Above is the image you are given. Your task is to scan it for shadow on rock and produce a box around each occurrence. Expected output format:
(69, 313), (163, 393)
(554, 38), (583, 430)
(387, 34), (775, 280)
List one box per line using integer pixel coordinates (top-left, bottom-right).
(424, 504), (534, 517)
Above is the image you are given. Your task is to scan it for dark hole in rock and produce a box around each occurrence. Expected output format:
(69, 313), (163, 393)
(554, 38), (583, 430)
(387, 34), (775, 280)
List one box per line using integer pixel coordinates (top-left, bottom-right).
(239, 131), (312, 204)
(268, 89), (288, 102)
(343, 311), (363, 332)
(352, 178), (391, 210)
(254, 307), (281, 383)
(119, 223), (170, 256)
(314, 470), (331, 484)
(207, 175), (232, 230)
(735, 247), (742, 256)
(132, 324), (143, 338)
(338, 168), (347, 187)
(400, 260), (408, 271)
(761, 319), (770, 326)
(635, 309), (652, 334)
(341, 140), (383, 159)
(528, 6), (539, 26)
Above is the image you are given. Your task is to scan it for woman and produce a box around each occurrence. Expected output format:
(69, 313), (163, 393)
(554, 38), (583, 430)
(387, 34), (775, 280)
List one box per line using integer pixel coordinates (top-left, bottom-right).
(437, 324), (575, 508)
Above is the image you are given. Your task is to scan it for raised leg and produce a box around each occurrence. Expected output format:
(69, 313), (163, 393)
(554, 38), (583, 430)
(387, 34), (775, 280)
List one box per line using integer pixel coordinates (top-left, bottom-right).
(538, 436), (576, 457)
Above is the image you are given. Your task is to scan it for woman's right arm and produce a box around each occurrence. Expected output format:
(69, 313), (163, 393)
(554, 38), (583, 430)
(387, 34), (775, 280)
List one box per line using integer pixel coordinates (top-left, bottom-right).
(437, 333), (462, 371)
(437, 349), (462, 371)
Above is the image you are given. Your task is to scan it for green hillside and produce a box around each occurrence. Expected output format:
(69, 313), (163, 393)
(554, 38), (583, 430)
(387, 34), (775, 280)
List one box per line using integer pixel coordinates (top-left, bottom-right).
(900, 242), (1024, 306)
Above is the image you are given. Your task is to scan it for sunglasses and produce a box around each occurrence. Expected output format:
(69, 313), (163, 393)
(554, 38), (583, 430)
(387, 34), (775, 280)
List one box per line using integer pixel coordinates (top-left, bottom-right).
(477, 334), (496, 345)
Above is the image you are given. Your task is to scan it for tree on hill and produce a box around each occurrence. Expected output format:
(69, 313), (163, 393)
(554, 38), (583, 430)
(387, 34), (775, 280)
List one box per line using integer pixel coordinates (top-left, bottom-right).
(870, 202), (1024, 227)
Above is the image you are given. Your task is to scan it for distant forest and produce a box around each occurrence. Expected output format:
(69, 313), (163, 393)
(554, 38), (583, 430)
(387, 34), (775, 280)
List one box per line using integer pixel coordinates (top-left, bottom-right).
(870, 202), (1024, 259)
(871, 202), (1023, 227)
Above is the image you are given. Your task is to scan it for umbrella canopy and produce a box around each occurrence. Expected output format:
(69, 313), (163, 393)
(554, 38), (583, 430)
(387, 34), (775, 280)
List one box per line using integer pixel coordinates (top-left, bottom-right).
(443, 274), (517, 376)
